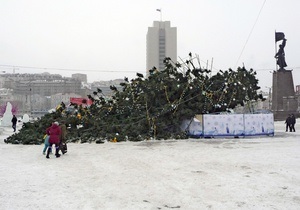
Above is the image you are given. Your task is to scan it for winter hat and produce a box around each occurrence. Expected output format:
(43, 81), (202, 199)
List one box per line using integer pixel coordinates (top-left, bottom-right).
(54, 121), (59, 125)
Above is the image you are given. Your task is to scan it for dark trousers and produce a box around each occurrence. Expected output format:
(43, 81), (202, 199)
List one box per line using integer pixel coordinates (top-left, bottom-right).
(46, 143), (60, 158)
(286, 124), (290, 132)
(290, 124), (295, 132)
(12, 124), (16, 132)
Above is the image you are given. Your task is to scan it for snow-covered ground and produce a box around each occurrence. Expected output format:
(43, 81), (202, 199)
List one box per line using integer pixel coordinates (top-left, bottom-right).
(0, 121), (299, 210)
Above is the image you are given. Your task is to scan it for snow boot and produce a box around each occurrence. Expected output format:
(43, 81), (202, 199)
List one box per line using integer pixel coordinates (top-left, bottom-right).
(46, 147), (51, 159)
(55, 147), (61, 158)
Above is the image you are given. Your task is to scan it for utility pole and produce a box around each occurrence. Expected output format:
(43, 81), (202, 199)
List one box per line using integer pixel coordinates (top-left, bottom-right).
(28, 80), (32, 115)
(266, 86), (272, 110)
(29, 86), (32, 115)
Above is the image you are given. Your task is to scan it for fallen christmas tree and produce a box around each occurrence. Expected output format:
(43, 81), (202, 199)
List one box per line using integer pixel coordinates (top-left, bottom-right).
(4, 54), (264, 144)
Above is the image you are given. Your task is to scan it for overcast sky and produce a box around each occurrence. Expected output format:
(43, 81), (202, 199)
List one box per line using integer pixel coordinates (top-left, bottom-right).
(0, 0), (299, 91)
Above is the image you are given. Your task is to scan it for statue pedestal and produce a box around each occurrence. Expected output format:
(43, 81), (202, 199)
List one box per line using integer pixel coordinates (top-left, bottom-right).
(272, 69), (297, 120)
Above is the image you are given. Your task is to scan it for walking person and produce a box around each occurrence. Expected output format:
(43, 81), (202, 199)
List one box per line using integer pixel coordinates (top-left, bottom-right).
(11, 115), (18, 132)
(290, 114), (296, 132)
(285, 114), (292, 132)
(45, 122), (61, 159)
(59, 120), (68, 154)
(42, 123), (52, 155)
(42, 134), (50, 155)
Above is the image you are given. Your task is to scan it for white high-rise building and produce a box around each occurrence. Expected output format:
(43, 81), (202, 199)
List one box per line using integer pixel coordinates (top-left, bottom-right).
(146, 21), (177, 77)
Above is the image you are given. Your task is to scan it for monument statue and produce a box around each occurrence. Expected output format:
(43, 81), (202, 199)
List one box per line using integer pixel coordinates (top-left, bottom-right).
(275, 32), (287, 70)
(272, 32), (297, 120)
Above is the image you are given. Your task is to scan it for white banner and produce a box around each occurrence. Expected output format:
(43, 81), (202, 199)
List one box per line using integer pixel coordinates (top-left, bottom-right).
(244, 113), (274, 136)
(181, 113), (274, 137)
(203, 114), (244, 137)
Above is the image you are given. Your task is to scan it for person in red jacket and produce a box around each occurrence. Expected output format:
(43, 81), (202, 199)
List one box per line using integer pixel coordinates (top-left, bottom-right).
(45, 121), (62, 159)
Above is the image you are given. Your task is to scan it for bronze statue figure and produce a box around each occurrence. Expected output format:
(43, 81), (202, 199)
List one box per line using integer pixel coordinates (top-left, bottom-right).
(275, 38), (287, 70)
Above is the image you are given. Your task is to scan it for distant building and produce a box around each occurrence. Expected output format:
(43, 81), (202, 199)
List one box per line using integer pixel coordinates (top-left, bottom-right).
(91, 79), (123, 97)
(72, 73), (87, 83)
(1, 73), (63, 89)
(146, 21), (177, 77)
(0, 88), (14, 102)
(51, 93), (83, 109)
(0, 73), (83, 115)
(13, 78), (81, 96)
(295, 85), (300, 112)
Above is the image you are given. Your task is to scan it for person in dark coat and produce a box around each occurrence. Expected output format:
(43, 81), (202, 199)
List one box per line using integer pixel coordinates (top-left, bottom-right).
(11, 115), (18, 132)
(45, 122), (62, 158)
(290, 114), (296, 132)
(59, 120), (68, 154)
(285, 114), (292, 132)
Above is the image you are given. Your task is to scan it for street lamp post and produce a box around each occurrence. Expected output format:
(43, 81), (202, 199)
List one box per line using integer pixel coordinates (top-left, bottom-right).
(266, 86), (272, 110)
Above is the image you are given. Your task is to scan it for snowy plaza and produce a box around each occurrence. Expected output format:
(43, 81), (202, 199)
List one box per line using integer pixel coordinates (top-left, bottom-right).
(0, 120), (299, 210)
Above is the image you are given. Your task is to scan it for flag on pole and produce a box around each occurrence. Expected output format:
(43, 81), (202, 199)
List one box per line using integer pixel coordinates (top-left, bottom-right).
(275, 32), (285, 42)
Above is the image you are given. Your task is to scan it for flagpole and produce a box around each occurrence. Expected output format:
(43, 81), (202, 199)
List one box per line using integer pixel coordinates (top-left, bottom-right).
(156, 8), (162, 22)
